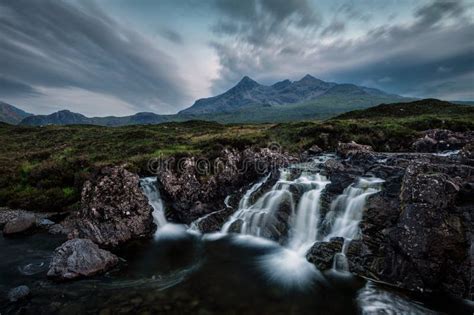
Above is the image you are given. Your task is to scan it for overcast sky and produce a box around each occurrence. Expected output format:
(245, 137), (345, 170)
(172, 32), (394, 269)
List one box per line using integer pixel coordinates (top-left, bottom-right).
(0, 0), (473, 116)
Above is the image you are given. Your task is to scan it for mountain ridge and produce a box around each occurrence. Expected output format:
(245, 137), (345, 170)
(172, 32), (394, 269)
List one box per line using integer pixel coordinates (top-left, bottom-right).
(179, 74), (403, 115)
(0, 101), (32, 124)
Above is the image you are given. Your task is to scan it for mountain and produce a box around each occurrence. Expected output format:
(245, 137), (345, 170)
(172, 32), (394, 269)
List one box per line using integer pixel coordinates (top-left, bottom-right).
(0, 102), (32, 124)
(179, 74), (405, 116)
(19, 110), (171, 126)
(18, 74), (414, 126)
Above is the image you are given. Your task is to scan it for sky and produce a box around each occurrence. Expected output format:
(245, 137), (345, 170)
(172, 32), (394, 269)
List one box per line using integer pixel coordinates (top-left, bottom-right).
(0, 0), (473, 116)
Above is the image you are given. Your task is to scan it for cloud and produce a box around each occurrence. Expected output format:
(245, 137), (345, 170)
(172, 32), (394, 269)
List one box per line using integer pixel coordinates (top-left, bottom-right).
(0, 0), (191, 115)
(209, 0), (474, 100)
(0, 76), (41, 97)
(160, 28), (184, 44)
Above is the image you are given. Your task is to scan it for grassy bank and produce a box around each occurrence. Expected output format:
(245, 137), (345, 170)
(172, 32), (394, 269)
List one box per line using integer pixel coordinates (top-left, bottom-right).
(0, 99), (472, 213)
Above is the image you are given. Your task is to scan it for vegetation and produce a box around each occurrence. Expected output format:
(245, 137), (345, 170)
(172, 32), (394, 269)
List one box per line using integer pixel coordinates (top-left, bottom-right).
(0, 99), (472, 213)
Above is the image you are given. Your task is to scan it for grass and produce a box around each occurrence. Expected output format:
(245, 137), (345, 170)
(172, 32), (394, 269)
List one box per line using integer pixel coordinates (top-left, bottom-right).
(0, 99), (472, 213)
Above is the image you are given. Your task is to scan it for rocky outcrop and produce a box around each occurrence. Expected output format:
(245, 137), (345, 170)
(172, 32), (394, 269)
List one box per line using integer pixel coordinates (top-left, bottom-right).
(157, 148), (296, 223)
(70, 166), (155, 247)
(412, 129), (474, 152)
(336, 141), (373, 158)
(190, 208), (234, 233)
(47, 239), (118, 280)
(329, 153), (474, 299)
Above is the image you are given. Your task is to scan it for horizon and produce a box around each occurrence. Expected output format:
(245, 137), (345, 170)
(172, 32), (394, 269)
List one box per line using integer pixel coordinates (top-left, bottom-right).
(1, 0), (473, 116)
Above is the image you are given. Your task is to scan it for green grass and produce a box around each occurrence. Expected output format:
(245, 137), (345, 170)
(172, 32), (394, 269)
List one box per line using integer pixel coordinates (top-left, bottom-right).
(0, 99), (472, 213)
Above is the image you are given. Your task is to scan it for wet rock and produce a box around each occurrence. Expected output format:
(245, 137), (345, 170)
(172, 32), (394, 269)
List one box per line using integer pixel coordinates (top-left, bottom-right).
(344, 158), (473, 299)
(336, 141), (373, 158)
(47, 238), (118, 280)
(8, 285), (30, 302)
(3, 213), (36, 236)
(192, 208), (234, 233)
(306, 238), (344, 270)
(70, 166), (155, 247)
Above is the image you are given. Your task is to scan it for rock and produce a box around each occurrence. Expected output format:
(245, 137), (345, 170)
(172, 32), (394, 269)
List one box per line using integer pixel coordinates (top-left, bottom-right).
(343, 158), (473, 299)
(48, 223), (71, 235)
(38, 218), (55, 227)
(47, 239), (118, 280)
(336, 141), (373, 158)
(191, 208), (234, 233)
(70, 166), (155, 247)
(8, 285), (30, 302)
(306, 238), (344, 270)
(301, 145), (323, 161)
(157, 148), (296, 223)
(412, 129), (474, 152)
(412, 135), (438, 152)
(3, 213), (36, 235)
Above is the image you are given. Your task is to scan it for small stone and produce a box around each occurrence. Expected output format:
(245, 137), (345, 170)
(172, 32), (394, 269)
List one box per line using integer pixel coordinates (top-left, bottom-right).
(8, 285), (30, 302)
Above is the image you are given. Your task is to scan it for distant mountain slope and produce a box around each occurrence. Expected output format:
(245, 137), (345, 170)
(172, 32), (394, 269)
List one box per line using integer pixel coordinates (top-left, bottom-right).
(179, 74), (405, 115)
(0, 102), (32, 124)
(19, 110), (171, 126)
(335, 99), (474, 119)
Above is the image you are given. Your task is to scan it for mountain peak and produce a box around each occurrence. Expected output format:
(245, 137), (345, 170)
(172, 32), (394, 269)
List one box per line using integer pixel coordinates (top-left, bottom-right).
(299, 74), (321, 82)
(235, 76), (260, 89)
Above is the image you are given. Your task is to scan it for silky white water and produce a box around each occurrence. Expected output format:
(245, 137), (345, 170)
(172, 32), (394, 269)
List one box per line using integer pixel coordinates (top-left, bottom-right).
(324, 177), (384, 241)
(140, 177), (167, 230)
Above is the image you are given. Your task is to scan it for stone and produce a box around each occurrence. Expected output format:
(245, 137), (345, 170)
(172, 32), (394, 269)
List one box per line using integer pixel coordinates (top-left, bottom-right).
(70, 166), (155, 247)
(47, 238), (119, 280)
(336, 141), (373, 158)
(3, 213), (36, 235)
(306, 238), (344, 270)
(8, 285), (30, 302)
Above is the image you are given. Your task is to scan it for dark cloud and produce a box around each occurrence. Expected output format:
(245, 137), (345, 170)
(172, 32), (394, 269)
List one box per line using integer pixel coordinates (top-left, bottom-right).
(321, 20), (345, 37)
(160, 28), (184, 44)
(210, 0), (474, 100)
(0, 0), (190, 114)
(0, 76), (40, 97)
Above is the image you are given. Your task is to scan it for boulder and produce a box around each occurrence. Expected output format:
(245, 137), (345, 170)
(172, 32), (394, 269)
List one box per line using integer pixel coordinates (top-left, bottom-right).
(8, 285), (30, 302)
(70, 166), (155, 247)
(336, 141), (373, 158)
(3, 213), (36, 235)
(47, 239), (118, 280)
(306, 238), (344, 270)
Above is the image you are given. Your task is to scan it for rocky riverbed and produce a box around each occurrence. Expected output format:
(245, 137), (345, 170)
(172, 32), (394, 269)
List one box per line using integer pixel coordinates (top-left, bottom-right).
(0, 129), (473, 314)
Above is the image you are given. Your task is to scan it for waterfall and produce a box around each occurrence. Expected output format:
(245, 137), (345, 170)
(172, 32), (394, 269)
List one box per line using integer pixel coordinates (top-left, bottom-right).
(222, 169), (330, 255)
(287, 174), (330, 254)
(323, 177), (384, 272)
(325, 177), (384, 241)
(221, 172), (277, 234)
(140, 177), (167, 229)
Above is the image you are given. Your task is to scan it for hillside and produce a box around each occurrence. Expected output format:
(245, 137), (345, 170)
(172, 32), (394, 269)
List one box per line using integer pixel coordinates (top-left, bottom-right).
(0, 101), (32, 124)
(335, 99), (474, 119)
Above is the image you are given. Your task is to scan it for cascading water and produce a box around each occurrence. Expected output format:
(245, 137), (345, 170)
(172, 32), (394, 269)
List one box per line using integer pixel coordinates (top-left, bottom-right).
(222, 168), (331, 254)
(325, 177), (384, 241)
(140, 177), (167, 229)
(287, 174), (330, 254)
(323, 177), (384, 272)
(221, 171), (283, 235)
